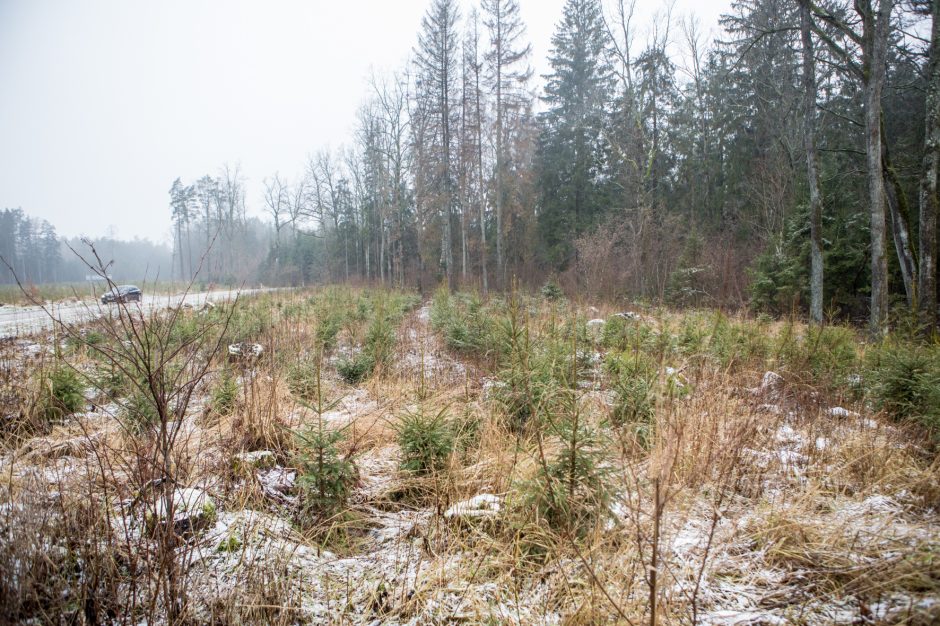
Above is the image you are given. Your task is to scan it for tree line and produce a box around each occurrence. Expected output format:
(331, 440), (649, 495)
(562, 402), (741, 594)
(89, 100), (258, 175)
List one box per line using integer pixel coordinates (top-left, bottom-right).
(0, 208), (61, 285)
(5, 0), (938, 338)
(213, 0), (937, 333)
(168, 165), (271, 285)
(0, 207), (175, 288)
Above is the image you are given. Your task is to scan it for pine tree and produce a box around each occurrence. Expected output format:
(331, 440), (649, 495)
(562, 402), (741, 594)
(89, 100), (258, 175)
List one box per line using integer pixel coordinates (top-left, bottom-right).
(415, 0), (461, 290)
(483, 0), (532, 287)
(536, 0), (614, 269)
(169, 178), (184, 282)
(39, 222), (60, 284)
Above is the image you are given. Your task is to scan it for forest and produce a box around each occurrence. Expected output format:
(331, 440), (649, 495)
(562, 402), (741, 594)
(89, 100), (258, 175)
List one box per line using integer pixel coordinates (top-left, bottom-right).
(5, 0), (937, 336)
(0, 208), (174, 286)
(2, 1), (940, 624)
(170, 0), (936, 334)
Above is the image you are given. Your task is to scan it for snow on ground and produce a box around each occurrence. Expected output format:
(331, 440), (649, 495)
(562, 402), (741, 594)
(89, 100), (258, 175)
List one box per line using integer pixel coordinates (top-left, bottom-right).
(2, 302), (938, 624)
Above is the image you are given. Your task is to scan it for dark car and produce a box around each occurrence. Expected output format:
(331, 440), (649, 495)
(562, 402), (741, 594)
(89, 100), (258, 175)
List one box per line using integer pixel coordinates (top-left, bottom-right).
(101, 285), (142, 304)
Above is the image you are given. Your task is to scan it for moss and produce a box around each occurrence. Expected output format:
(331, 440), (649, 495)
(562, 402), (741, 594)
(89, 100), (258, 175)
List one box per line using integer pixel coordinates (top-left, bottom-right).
(201, 501), (217, 524)
(216, 534), (242, 553)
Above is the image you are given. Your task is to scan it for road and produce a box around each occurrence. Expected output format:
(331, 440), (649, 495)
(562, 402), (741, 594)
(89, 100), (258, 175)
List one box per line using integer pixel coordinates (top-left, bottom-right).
(0, 288), (269, 339)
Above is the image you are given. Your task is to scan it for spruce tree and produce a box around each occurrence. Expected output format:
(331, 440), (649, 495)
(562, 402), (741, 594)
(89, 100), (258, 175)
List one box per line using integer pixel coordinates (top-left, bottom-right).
(483, 0), (532, 287)
(536, 0), (614, 270)
(415, 0), (461, 290)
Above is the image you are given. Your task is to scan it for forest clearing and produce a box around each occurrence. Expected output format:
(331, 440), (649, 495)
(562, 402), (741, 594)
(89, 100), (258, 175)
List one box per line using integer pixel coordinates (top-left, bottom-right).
(3, 0), (940, 622)
(1, 285), (937, 624)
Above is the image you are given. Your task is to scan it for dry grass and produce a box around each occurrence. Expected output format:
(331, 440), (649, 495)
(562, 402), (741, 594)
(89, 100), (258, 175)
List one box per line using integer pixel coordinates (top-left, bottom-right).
(0, 286), (937, 624)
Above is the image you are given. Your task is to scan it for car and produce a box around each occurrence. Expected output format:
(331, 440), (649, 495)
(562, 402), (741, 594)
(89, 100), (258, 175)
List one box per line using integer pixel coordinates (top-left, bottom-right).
(101, 285), (142, 304)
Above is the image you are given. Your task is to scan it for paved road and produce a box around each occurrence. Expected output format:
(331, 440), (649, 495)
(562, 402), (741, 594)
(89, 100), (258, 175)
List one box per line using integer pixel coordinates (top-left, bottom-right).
(0, 288), (268, 339)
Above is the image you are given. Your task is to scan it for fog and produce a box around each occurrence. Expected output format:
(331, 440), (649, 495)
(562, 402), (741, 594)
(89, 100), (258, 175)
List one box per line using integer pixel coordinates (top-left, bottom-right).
(0, 0), (728, 244)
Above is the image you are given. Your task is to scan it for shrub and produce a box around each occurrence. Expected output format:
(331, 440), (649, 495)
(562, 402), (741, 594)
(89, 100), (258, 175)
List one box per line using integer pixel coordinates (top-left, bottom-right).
(336, 352), (375, 384)
(705, 313), (770, 369)
(211, 370), (239, 415)
(394, 406), (453, 475)
(354, 296), (371, 322)
(167, 310), (204, 346)
(315, 312), (344, 349)
(281, 300), (309, 320)
(391, 292), (422, 316)
(67, 329), (107, 355)
(52, 367), (85, 412)
(223, 304), (273, 345)
(39, 366), (85, 421)
(121, 389), (160, 431)
(867, 344), (940, 436)
(287, 359), (320, 401)
(611, 376), (655, 430)
(430, 285), (454, 328)
(93, 364), (128, 400)
(601, 315), (658, 353)
(493, 300), (597, 431)
(364, 308), (396, 367)
(749, 207), (870, 319)
(431, 288), (497, 357)
(493, 343), (569, 432)
(331, 291), (408, 384)
(294, 423), (356, 514)
(541, 278), (564, 301)
(665, 232), (708, 307)
(677, 313), (710, 356)
(522, 416), (610, 535)
(777, 324), (859, 384)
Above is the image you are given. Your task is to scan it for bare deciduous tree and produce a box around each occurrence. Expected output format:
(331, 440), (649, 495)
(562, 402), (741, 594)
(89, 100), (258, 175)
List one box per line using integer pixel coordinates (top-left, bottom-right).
(263, 174), (290, 272)
(483, 0), (532, 289)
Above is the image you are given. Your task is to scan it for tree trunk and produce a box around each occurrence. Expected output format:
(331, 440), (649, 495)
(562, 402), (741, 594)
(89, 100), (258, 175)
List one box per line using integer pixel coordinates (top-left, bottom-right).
(475, 55), (489, 296)
(799, 0), (824, 324)
(864, 0), (892, 335)
(442, 203), (453, 289)
(205, 202), (211, 282)
(495, 74), (504, 290)
(380, 223), (386, 284)
(443, 73), (455, 291)
(176, 221), (184, 282)
(461, 206), (468, 283)
(920, 0), (940, 330)
(185, 225), (193, 282)
(494, 8), (505, 290)
(881, 123), (918, 306)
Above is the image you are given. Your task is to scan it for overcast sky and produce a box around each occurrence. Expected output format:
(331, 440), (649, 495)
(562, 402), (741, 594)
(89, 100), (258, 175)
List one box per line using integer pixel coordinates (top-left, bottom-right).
(0, 0), (730, 243)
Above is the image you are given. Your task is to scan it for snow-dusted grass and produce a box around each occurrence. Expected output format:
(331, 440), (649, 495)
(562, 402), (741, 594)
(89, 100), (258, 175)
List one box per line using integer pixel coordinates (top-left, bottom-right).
(0, 286), (938, 624)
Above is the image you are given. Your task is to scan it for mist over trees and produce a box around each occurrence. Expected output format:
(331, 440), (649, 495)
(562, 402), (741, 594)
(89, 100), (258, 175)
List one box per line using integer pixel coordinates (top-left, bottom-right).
(0, 208), (61, 285)
(5, 0), (937, 335)
(242, 0), (937, 334)
(169, 166), (270, 284)
(0, 207), (175, 287)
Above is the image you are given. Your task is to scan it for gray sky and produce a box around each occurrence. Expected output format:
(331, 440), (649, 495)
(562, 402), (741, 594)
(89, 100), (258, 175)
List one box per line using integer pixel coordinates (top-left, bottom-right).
(0, 0), (729, 243)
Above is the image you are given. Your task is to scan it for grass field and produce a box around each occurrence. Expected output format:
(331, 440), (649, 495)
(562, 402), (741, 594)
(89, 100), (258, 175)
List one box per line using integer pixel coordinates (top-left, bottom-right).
(0, 285), (937, 624)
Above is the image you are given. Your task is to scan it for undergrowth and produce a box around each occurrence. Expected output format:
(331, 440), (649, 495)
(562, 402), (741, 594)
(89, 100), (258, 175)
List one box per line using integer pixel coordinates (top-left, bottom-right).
(3, 282), (939, 625)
